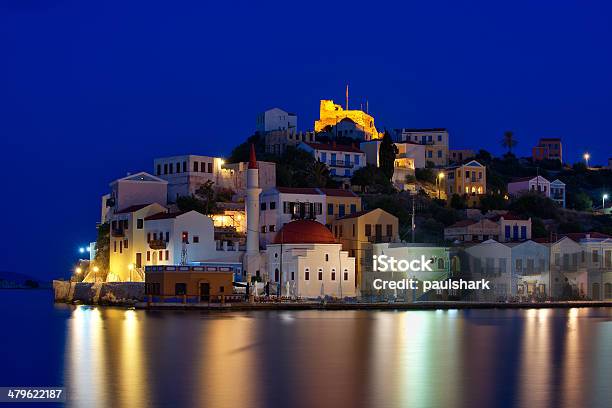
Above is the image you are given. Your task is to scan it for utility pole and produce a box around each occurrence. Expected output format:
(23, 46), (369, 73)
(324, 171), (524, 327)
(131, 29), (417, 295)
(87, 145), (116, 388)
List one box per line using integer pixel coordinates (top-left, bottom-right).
(411, 198), (416, 243)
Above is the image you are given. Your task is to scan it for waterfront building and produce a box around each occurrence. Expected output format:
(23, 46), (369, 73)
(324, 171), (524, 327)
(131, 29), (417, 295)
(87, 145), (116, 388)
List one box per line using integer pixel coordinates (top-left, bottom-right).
(394, 128), (449, 167)
(108, 202), (167, 282)
(314, 99), (381, 141)
(532, 138), (562, 162)
(298, 142), (366, 189)
(550, 179), (566, 208)
(145, 265), (235, 303)
(256, 107), (297, 133)
(542, 236), (588, 299)
(463, 239), (513, 301)
(153, 154), (275, 202)
(259, 187), (326, 246)
(568, 232), (612, 300)
(264, 129), (315, 155)
(266, 220), (356, 298)
(444, 160), (487, 207)
(362, 242), (450, 300)
(332, 208), (399, 291)
(449, 149), (475, 164)
(507, 175), (551, 198)
(102, 172), (168, 223)
(508, 240), (550, 300)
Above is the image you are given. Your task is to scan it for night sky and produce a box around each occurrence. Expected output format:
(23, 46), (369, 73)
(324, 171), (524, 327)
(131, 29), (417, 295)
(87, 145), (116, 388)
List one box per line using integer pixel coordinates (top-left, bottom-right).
(2, 0), (611, 279)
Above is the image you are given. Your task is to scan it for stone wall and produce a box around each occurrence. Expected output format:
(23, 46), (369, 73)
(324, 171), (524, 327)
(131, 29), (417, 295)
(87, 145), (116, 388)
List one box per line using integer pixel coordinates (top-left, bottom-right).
(53, 280), (144, 304)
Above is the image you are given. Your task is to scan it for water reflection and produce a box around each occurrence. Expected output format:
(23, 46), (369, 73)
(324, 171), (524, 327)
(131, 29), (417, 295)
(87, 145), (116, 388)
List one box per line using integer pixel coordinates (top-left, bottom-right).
(59, 306), (611, 408)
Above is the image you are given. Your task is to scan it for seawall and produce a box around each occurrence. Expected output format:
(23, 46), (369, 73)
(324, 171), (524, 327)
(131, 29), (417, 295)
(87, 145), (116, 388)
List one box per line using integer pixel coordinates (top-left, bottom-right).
(53, 280), (144, 305)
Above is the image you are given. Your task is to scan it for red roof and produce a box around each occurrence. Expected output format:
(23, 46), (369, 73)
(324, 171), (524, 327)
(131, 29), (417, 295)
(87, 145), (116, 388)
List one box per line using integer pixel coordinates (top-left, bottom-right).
(489, 212), (529, 221)
(304, 142), (363, 153)
(562, 232), (611, 242)
(248, 143), (258, 169)
(115, 203), (154, 214)
(145, 211), (186, 221)
(276, 187), (322, 195)
(448, 219), (477, 228)
(273, 220), (336, 244)
(320, 188), (358, 197)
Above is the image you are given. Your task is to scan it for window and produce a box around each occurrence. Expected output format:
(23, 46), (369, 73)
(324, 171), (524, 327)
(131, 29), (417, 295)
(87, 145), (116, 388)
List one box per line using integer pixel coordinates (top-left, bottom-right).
(165, 250), (169, 260)
(325, 254), (329, 262)
(352, 224), (355, 237)
(344, 269), (349, 280)
(193, 236), (199, 243)
(274, 268), (279, 282)
(124, 239), (128, 249)
(175, 283), (187, 295)
(355, 155), (360, 165)
(365, 224), (372, 237)
(119, 240), (123, 253)
(318, 269), (323, 280)
(269, 225), (275, 232)
(147, 233), (151, 242)
(153, 232), (158, 241)
(261, 202), (267, 211)
(270, 201), (276, 210)
(513, 225), (519, 239)
(437, 150), (442, 158)
(159, 250), (164, 260)
(165, 232), (169, 242)
(428, 151), (432, 158)
(321, 152), (327, 162)
(156, 164), (161, 175)
(164, 163), (168, 174)
(114, 241), (117, 252)
(386, 224), (393, 237)
(208, 162), (213, 173)
(331, 269), (336, 281)
(219, 286), (225, 293)
(146, 251), (150, 261)
(137, 218), (144, 229)
(176, 162), (181, 173)
(200, 162), (206, 172)
(438, 134), (442, 141)
(592, 250), (599, 263)
(520, 226), (527, 239)
(261, 226), (267, 233)
(169, 163), (173, 174)
(291, 272), (295, 280)
(305, 268), (310, 280)
(194, 161), (199, 172)
(328, 203), (334, 215)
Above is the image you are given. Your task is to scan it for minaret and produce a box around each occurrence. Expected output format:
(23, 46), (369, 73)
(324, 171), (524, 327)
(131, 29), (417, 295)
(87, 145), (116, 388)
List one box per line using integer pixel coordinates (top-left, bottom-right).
(246, 144), (262, 256)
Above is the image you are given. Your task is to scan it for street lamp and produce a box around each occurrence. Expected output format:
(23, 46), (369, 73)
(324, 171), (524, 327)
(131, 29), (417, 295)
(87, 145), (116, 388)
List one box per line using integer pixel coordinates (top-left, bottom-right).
(603, 194), (609, 210)
(584, 152), (590, 168)
(128, 263), (134, 282)
(436, 172), (445, 199)
(79, 247), (85, 254)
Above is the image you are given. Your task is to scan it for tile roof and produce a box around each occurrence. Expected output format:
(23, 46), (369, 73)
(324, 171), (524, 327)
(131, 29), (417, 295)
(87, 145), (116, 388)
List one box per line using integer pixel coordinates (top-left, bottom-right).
(115, 204), (154, 214)
(447, 219), (478, 228)
(319, 188), (358, 197)
(276, 187), (323, 195)
(145, 211), (186, 221)
(304, 142), (363, 153)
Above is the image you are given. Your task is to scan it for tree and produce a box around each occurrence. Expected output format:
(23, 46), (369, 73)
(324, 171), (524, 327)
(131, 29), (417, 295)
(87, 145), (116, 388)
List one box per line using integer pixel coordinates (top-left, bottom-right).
(93, 222), (110, 273)
(450, 193), (467, 210)
(501, 131), (517, 154)
(311, 160), (330, 187)
(475, 149), (493, 165)
(176, 195), (208, 215)
(415, 167), (436, 184)
(480, 192), (508, 212)
(567, 190), (592, 211)
(509, 192), (558, 219)
(379, 131), (398, 180)
(351, 165), (394, 194)
(195, 180), (218, 215)
(531, 217), (547, 238)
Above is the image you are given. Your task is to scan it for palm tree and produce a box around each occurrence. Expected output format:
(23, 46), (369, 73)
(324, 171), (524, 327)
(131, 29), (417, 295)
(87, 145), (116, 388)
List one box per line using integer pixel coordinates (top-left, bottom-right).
(310, 160), (330, 187)
(501, 131), (517, 154)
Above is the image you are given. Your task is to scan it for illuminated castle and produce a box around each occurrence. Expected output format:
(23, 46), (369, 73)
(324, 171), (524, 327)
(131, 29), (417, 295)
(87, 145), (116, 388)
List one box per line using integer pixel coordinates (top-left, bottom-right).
(314, 99), (381, 140)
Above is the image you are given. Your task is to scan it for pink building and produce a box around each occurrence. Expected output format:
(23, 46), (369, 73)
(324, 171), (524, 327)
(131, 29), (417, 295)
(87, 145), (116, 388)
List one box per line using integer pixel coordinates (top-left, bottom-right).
(507, 175), (550, 198)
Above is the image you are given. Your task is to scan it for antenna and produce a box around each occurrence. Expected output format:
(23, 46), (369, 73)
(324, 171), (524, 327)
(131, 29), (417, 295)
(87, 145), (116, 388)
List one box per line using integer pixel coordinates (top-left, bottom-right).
(345, 84), (349, 110)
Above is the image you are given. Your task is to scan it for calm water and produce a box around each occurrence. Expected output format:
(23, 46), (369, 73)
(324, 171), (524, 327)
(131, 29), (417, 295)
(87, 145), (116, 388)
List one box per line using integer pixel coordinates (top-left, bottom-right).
(0, 290), (611, 408)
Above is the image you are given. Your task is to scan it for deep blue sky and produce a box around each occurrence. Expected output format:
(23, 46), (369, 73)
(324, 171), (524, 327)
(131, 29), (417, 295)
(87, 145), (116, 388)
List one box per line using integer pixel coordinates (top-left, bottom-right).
(2, 0), (611, 279)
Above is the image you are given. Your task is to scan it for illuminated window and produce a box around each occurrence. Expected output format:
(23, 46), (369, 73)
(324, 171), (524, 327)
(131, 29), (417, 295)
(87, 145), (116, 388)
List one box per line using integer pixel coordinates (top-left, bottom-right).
(318, 269), (323, 280)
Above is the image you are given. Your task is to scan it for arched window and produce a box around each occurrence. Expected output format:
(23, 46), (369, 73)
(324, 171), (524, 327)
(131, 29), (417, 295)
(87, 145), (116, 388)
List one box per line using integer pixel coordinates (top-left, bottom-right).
(304, 267), (310, 281)
(274, 268), (279, 282)
(318, 268), (323, 280)
(343, 269), (349, 281)
(331, 268), (336, 281)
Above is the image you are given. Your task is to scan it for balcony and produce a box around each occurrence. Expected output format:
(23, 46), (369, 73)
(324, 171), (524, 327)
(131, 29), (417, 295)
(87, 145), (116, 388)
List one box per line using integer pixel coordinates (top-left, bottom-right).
(329, 160), (354, 168)
(111, 228), (125, 237)
(149, 239), (167, 250)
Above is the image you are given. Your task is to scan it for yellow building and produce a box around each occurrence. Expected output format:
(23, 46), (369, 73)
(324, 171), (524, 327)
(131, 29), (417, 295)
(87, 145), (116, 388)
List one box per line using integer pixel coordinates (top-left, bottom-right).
(331, 208), (399, 290)
(322, 188), (362, 226)
(444, 160), (487, 207)
(314, 100), (381, 140)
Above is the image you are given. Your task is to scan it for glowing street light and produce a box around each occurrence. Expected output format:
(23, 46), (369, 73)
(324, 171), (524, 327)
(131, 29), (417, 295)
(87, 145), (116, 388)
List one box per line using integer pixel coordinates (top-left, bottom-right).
(75, 267), (82, 274)
(436, 172), (445, 199)
(584, 152), (590, 168)
(603, 194), (609, 210)
(79, 247), (85, 254)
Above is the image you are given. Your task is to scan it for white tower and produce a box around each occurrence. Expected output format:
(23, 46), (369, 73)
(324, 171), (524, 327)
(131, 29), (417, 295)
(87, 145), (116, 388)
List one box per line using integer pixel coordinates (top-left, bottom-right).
(245, 144), (262, 277)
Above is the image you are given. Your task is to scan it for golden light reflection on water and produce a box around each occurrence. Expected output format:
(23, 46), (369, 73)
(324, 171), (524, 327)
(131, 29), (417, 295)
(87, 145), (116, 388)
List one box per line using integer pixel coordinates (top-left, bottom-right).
(61, 307), (611, 408)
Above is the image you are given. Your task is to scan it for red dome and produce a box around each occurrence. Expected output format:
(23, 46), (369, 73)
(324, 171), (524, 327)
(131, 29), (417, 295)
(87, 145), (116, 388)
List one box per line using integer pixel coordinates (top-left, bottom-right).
(273, 220), (336, 244)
